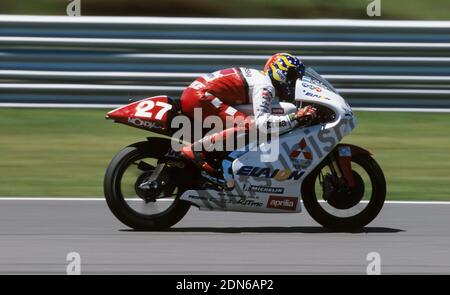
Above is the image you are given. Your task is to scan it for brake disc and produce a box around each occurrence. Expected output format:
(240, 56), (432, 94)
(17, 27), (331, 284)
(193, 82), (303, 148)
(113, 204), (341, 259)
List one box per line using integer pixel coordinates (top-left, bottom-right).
(325, 171), (365, 210)
(134, 171), (162, 203)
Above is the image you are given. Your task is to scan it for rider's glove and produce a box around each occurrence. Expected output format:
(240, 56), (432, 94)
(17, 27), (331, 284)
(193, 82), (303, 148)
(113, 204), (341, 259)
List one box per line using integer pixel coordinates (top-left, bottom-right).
(289, 105), (317, 127)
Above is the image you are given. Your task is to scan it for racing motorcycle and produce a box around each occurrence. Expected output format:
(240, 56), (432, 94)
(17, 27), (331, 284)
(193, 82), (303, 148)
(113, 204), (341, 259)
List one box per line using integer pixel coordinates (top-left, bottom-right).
(104, 67), (386, 231)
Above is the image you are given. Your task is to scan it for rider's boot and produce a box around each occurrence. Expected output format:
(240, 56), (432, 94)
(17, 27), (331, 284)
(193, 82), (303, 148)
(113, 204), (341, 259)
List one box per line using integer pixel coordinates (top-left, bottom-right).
(180, 142), (216, 175)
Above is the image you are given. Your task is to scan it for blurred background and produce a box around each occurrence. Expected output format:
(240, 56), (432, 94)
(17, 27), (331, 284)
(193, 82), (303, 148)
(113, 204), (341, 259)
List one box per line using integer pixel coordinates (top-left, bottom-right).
(1, 0), (450, 19)
(0, 1), (449, 200)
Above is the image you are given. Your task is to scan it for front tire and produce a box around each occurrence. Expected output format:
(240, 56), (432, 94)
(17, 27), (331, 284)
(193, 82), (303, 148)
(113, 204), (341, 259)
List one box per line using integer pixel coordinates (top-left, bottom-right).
(301, 153), (386, 231)
(104, 138), (191, 230)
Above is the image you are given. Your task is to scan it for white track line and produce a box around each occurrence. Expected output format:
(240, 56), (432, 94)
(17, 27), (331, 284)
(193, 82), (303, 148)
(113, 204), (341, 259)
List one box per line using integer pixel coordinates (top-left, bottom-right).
(0, 197), (449, 205)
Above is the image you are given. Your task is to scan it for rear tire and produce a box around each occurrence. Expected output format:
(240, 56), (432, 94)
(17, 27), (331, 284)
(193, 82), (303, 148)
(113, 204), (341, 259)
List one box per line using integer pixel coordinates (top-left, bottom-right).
(301, 154), (386, 231)
(104, 138), (191, 230)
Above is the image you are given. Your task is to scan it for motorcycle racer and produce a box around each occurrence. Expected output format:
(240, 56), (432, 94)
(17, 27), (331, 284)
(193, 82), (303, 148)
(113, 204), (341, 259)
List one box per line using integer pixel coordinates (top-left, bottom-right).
(179, 52), (317, 174)
(105, 57), (386, 231)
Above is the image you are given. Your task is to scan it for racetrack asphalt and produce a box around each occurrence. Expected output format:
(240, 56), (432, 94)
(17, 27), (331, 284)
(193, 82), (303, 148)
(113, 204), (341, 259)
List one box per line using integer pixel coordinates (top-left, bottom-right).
(0, 199), (449, 274)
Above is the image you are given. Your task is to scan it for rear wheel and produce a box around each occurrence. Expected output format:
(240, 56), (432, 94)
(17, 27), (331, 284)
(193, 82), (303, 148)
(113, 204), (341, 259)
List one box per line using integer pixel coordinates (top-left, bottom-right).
(104, 138), (191, 230)
(301, 153), (386, 231)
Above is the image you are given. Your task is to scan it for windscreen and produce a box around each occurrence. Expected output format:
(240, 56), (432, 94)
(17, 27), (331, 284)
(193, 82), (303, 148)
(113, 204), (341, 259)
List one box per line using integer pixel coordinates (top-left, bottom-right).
(303, 67), (338, 94)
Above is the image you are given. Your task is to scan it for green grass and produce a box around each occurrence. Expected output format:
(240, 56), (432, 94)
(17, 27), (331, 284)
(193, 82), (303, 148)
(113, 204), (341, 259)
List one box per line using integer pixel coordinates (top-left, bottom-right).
(346, 111), (450, 200)
(0, 108), (146, 197)
(0, 108), (449, 199)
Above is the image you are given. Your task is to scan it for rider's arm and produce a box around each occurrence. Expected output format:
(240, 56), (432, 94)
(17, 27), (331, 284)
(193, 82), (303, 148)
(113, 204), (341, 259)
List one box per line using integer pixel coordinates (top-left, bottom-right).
(252, 85), (298, 134)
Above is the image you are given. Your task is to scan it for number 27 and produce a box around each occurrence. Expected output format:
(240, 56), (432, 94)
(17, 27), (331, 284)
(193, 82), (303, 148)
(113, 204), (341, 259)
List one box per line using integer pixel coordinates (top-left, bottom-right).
(135, 101), (172, 120)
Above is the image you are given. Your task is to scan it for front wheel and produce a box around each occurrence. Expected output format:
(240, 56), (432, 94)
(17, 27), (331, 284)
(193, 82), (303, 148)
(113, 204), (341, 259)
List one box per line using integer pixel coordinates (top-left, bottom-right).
(301, 153), (386, 231)
(104, 138), (191, 230)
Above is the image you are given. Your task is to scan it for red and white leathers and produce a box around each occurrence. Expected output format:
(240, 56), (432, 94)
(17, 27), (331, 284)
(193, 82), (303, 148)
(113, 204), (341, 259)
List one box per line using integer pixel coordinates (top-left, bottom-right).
(181, 67), (298, 134)
(179, 67), (300, 173)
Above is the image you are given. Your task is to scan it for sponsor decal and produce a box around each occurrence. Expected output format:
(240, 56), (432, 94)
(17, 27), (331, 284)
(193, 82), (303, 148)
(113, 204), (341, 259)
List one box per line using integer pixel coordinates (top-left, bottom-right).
(289, 138), (313, 170)
(244, 68), (252, 77)
(243, 184), (285, 194)
(271, 108), (285, 115)
(267, 196), (298, 211)
(127, 117), (159, 128)
(302, 82), (322, 92)
(265, 119), (288, 130)
(188, 195), (263, 207)
(202, 68), (236, 83)
(237, 166), (305, 181)
(234, 199), (263, 207)
(189, 80), (206, 90)
(261, 100), (271, 107)
(291, 159), (311, 170)
(261, 88), (273, 100)
(338, 145), (352, 157)
(305, 91), (330, 100)
(258, 100), (271, 113)
(290, 138), (312, 159)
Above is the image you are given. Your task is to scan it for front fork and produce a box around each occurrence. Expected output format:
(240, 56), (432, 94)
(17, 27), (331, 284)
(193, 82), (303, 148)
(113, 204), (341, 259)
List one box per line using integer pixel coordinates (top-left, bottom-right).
(327, 144), (373, 189)
(334, 146), (355, 188)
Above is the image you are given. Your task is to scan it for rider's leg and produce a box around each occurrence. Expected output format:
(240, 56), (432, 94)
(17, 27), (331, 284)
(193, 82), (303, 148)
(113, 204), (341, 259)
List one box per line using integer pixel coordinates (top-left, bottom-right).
(180, 91), (251, 174)
(181, 117), (252, 174)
